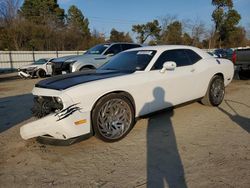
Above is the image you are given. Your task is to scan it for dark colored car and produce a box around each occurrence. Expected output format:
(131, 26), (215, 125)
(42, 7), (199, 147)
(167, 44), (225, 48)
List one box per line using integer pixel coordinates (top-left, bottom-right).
(214, 48), (233, 59)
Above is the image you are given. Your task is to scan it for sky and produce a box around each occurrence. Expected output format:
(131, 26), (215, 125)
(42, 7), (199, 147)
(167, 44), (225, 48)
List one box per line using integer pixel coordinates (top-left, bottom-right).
(58, 0), (250, 39)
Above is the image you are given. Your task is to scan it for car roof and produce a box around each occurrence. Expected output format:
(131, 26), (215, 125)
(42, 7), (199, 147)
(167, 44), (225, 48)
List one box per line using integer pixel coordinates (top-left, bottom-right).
(102, 42), (141, 46)
(125, 45), (211, 58)
(127, 45), (196, 50)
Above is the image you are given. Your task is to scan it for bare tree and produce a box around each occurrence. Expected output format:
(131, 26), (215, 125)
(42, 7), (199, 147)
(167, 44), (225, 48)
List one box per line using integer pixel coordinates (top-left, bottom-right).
(0, 0), (20, 24)
(191, 20), (206, 47)
(246, 23), (250, 40)
(205, 25), (217, 49)
(160, 14), (178, 32)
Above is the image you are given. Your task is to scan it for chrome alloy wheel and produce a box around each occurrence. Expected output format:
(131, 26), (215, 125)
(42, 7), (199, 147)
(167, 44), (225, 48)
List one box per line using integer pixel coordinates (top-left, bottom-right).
(97, 98), (132, 140)
(210, 78), (225, 105)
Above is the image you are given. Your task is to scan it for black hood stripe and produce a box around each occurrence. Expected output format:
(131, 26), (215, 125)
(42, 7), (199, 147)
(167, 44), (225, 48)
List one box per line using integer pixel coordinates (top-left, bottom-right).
(35, 70), (133, 90)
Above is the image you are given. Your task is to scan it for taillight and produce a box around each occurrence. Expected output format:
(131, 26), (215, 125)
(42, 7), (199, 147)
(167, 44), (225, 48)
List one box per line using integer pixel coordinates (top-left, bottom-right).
(232, 51), (236, 64)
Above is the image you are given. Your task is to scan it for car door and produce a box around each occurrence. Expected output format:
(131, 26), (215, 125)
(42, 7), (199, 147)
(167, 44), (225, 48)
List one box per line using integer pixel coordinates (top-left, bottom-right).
(45, 59), (53, 75)
(146, 49), (200, 113)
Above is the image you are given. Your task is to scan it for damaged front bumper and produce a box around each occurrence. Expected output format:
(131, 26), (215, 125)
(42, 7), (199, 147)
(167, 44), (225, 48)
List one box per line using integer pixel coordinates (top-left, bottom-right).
(20, 107), (92, 141)
(20, 88), (93, 143)
(18, 71), (32, 78)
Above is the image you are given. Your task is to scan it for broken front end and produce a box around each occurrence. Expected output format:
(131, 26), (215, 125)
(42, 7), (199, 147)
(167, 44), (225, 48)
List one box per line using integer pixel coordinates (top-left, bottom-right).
(20, 91), (92, 143)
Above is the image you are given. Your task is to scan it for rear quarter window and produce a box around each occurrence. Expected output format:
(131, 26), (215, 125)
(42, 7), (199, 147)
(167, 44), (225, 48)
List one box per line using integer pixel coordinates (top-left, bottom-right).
(184, 49), (202, 64)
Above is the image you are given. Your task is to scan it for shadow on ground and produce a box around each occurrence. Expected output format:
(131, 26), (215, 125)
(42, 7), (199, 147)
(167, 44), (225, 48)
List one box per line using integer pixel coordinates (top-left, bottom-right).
(0, 74), (20, 82)
(141, 87), (187, 188)
(218, 100), (250, 133)
(146, 111), (187, 188)
(0, 94), (33, 133)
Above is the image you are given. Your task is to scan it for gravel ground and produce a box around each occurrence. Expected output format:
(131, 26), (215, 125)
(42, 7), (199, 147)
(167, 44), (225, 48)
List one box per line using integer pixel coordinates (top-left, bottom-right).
(0, 73), (249, 188)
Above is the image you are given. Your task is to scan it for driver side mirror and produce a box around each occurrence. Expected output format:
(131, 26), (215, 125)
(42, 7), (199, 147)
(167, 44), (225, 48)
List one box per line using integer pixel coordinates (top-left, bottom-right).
(160, 61), (177, 73)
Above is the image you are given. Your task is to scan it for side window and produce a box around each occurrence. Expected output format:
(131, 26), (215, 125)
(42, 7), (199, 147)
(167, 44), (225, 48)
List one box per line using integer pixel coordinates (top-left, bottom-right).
(104, 44), (122, 55)
(153, 49), (191, 70)
(121, 44), (141, 51)
(184, 49), (202, 64)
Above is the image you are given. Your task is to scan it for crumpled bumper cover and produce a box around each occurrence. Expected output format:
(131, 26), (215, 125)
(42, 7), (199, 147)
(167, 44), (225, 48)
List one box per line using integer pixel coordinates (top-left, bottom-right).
(18, 71), (32, 78)
(20, 109), (92, 140)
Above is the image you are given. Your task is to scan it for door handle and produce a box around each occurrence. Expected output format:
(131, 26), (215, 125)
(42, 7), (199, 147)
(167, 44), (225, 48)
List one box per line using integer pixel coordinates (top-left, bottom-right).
(191, 68), (195, 72)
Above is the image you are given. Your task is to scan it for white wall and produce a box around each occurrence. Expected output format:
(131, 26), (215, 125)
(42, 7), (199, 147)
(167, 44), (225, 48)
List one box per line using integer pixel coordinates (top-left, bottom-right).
(0, 51), (85, 70)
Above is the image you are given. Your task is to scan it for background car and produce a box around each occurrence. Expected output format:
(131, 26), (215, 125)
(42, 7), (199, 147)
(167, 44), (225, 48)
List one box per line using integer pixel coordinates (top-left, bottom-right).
(18, 58), (54, 78)
(50, 55), (81, 75)
(52, 42), (142, 75)
(213, 48), (233, 59)
(232, 48), (250, 80)
(20, 45), (234, 144)
(207, 51), (218, 58)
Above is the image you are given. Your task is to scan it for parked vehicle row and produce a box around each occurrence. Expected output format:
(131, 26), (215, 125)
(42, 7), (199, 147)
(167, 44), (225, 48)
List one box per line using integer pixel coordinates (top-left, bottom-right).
(18, 44), (249, 81)
(51, 42), (142, 75)
(20, 45), (234, 144)
(17, 43), (141, 78)
(207, 47), (250, 80)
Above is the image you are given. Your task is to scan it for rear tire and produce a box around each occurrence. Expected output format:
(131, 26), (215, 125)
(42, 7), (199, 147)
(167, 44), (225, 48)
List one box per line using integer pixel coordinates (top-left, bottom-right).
(92, 93), (135, 142)
(201, 75), (225, 106)
(36, 69), (46, 78)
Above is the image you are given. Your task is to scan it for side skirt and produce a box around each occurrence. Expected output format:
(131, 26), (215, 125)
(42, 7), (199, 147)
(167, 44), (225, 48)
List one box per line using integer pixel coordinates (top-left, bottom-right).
(36, 133), (93, 146)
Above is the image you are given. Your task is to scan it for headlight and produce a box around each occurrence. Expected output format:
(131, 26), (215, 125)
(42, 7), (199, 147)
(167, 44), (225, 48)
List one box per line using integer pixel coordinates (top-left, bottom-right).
(54, 97), (62, 104)
(32, 96), (64, 118)
(69, 62), (77, 72)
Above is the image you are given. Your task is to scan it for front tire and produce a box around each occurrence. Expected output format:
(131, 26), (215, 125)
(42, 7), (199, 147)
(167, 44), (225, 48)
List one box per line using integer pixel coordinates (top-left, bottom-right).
(92, 93), (135, 142)
(201, 75), (225, 106)
(36, 69), (46, 78)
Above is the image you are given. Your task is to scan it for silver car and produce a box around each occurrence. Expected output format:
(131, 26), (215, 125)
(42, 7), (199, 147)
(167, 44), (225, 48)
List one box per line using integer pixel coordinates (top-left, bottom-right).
(65, 43), (141, 73)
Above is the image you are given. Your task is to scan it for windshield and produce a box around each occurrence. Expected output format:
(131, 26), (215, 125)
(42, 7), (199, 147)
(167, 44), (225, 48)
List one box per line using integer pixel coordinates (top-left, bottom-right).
(100, 50), (156, 71)
(33, 59), (48, 65)
(85, 44), (110, 55)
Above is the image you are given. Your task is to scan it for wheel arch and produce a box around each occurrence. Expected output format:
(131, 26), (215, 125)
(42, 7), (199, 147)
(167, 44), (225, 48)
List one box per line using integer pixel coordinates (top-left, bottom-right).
(91, 90), (136, 114)
(202, 72), (225, 98)
(79, 64), (96, 71)
(37, 68), (46, 72)
(214, 72), (224, 80)
(90, 90), (136, 137)
(201, 72), (225, 106)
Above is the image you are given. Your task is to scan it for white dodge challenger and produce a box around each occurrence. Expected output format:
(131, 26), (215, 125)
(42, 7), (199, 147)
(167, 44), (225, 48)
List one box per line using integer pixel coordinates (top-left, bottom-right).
(20, 45), (234, 144)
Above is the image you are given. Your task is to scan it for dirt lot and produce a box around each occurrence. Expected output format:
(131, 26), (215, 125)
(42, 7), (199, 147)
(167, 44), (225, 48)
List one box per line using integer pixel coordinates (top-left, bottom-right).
(0, 73), (249, 188)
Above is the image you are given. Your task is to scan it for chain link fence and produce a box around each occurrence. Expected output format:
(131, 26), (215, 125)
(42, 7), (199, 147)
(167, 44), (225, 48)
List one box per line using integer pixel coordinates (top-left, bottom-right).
(0, 51), (85, 72)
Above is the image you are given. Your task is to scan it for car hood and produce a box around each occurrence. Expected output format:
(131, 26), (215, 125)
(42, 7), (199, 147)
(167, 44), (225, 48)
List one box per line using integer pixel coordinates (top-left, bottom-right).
(68, 54), (104, 63)
(35, 70), (133, 90)
(19, 64), (41, 69)
(52, 55), (80, 63)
